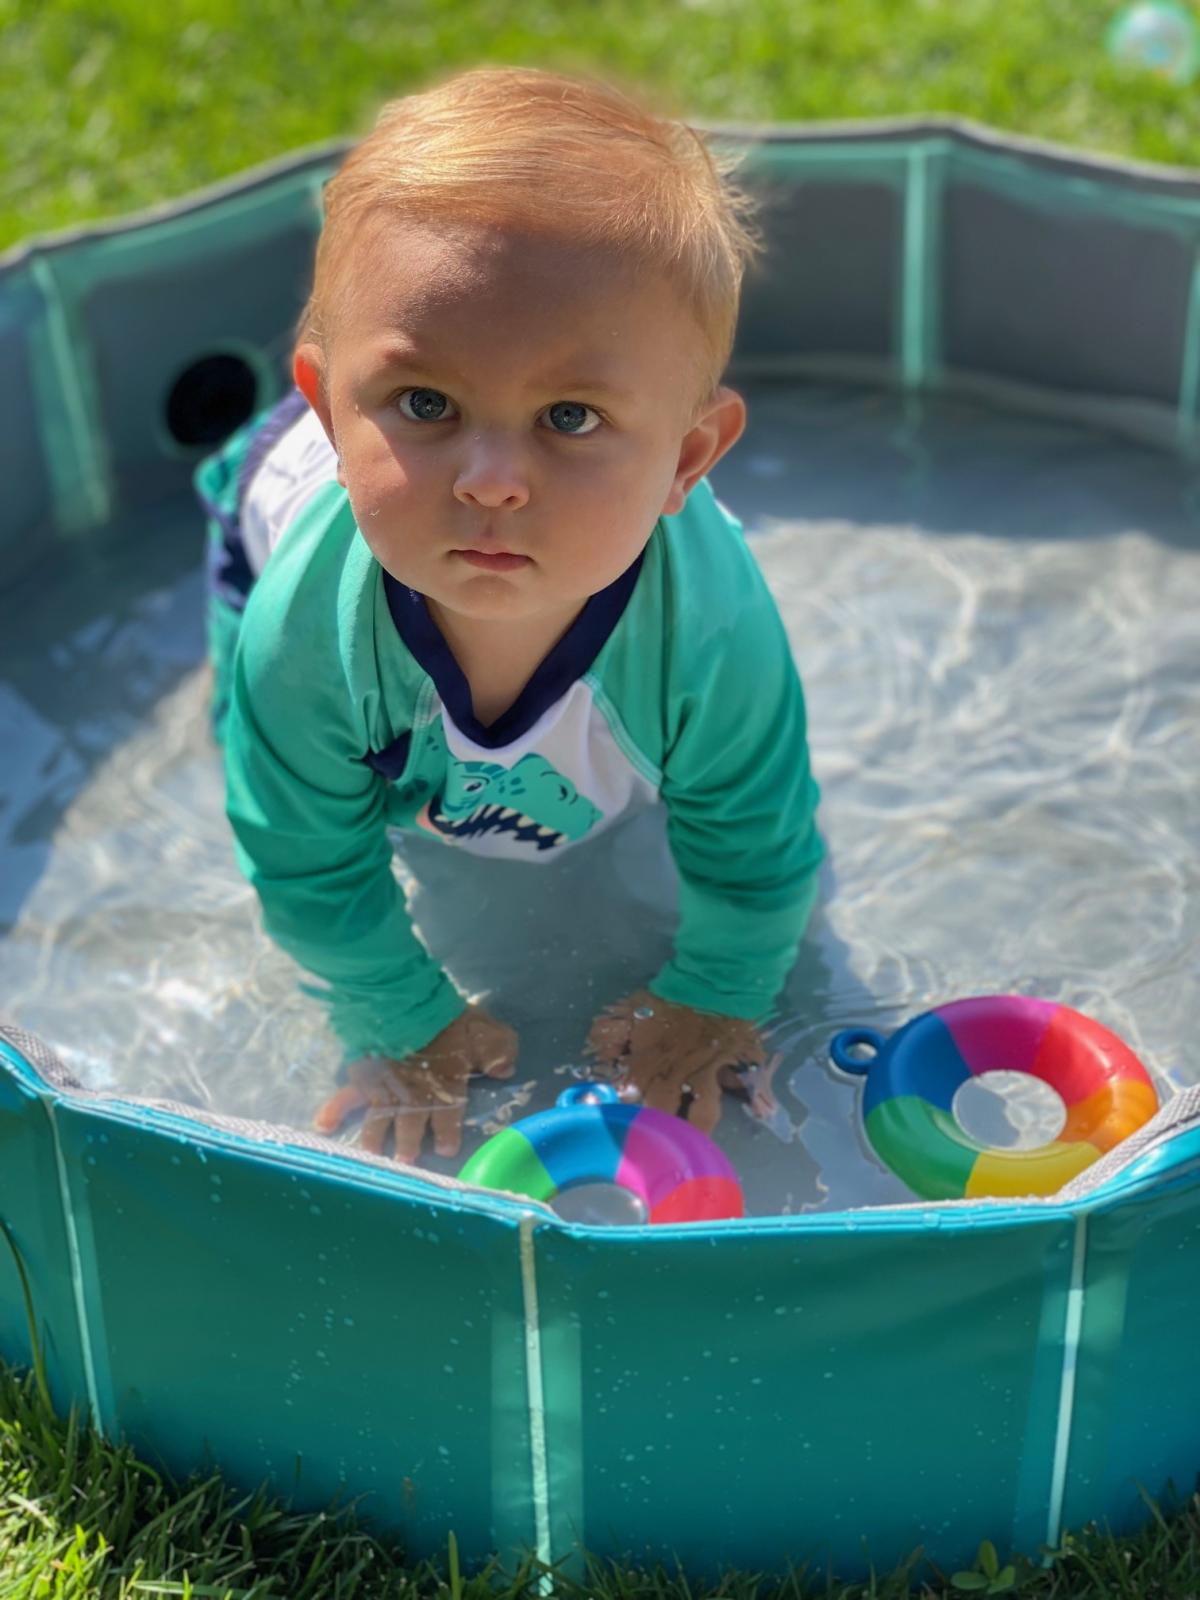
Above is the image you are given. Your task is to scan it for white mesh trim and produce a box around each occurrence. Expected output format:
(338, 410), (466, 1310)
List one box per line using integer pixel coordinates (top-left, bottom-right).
(0, 1017), (518, 1204)
(3, 1019), (1198, 1218)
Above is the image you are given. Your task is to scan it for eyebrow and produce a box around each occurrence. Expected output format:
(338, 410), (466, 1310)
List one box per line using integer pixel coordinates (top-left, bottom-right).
(370, 346), (632, 400)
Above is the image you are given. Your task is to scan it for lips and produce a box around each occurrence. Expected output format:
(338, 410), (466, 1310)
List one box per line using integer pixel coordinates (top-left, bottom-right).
(455, 550), (532, 572)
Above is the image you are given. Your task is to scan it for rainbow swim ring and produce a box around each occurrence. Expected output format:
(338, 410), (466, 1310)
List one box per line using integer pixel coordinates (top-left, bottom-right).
(458, 1084), (744, 1223)
(831, 996), (1159, 1200)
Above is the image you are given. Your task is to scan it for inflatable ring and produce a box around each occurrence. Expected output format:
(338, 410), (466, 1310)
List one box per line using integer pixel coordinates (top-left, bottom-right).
(831, 996), (1159, 1200)
(458, 1083), (744, 1223)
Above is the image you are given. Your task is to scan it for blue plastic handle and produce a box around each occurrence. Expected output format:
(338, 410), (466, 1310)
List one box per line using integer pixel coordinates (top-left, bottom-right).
(829, 1028), (886, 1075)
(556, 1082), (621, 1108)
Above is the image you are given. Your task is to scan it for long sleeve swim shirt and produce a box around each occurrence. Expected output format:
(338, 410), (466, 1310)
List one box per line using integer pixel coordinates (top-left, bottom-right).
(196, 399), (823, 1063)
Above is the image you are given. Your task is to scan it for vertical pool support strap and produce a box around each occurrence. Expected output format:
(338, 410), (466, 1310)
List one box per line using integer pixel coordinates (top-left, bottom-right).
(26, 254), (113, 535)
(44, 1101), (104, 1433)
(518, 1214), (554, 1586)
(1177, 242), (1200, 454)
(900, 143), (943, 393)
(1044, 1214), (1088, 1560)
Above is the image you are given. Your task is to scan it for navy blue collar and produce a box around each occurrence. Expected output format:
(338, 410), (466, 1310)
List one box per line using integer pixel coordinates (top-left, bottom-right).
(382, 550), (645, 748)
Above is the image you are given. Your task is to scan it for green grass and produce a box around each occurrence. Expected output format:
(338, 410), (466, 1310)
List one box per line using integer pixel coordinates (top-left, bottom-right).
(0, 1361), (1196, 1597)
(4, 0), (1200, 254)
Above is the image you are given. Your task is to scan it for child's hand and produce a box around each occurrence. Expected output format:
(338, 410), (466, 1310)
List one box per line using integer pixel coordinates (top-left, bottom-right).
(312, 1006), (518, 1162)
(583, 988), (778, 1135)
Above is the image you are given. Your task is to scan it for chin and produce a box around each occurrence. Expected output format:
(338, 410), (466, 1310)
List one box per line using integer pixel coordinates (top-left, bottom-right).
(437, 584), (539, 620)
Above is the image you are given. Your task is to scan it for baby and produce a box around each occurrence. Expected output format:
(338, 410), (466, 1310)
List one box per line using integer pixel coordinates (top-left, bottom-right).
(195, 64), (823, 1165)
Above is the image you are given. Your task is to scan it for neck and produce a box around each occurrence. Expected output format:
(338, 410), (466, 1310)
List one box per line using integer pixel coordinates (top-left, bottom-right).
(426, 600), (586, 727)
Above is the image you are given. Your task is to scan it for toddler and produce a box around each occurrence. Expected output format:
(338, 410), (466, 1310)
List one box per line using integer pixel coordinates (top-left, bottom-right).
(195, 64), (823, 1165)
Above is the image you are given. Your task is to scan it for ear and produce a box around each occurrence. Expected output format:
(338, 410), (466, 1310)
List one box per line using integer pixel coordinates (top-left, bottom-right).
(293, 345), (346, 487)
(659, 386), (748, 517)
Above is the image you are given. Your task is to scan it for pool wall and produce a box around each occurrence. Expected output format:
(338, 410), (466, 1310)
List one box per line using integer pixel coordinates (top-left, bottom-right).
(4, 121), (1200, 1578)
(5, 114), (1200, 586)
(0, 1025), (1198, 1580)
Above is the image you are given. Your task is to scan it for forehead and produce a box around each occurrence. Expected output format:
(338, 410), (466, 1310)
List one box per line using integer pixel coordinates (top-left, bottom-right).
(329, 213), (693, 363)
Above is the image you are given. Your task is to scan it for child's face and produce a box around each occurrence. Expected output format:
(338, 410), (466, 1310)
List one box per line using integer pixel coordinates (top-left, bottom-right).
(296, 216), (745, 631)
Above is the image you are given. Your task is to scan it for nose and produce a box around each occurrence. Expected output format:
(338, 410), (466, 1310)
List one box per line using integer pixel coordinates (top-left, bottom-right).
(453, 433), (530, 512)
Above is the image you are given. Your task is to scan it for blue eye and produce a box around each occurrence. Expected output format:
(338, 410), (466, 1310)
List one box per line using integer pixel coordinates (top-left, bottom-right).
(394, 388), (602, 433)
(397, 388), (452, 422)
(546, 401), (600, 435)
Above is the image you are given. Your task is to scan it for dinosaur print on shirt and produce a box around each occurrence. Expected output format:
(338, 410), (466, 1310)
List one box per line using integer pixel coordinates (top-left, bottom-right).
(416, 740), (603, 853)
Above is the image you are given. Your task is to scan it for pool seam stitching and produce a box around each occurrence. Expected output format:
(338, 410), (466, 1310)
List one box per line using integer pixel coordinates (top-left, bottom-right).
(45, 1099), (104, 1431)
(1044, 1212), (1088, 1556)
(518, 1213), (553, 1582)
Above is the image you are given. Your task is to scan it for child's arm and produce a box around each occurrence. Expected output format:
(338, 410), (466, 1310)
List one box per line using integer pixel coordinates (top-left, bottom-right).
(652, 598), (822, 1021)
(588, 520), (822, 1125)
(222, 544), (516, 1147)
(226, 641), (466, 1060)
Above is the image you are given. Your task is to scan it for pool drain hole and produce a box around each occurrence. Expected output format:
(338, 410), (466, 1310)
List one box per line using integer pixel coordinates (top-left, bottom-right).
(166, 353), (259, 446)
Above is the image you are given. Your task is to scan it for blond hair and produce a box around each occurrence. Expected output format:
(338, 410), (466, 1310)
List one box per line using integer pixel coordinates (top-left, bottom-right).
(295, 64), (766, 417)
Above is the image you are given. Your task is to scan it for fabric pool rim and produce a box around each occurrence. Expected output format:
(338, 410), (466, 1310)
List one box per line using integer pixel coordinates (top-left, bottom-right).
(6, 112), (1200, 279)
(4, 1017), (1197, 1234)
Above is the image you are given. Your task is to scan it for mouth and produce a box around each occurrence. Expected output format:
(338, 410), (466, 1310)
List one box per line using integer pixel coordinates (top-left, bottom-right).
(424, 798), (566, 849)
(453, 549), (532, 572)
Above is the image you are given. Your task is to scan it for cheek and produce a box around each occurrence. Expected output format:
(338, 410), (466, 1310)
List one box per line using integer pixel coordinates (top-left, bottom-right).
(565, 453), (659, 523)
(343, 443), (419, 516)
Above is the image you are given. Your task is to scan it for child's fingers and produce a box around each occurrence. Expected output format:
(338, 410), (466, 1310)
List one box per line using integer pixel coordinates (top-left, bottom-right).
(747, 1051), (783, 1119)
(430, 1101), (465, 1158)
(717, 1060), (777, 1118)
(624, 1042), (733, 1128)
(476, 1032), (519, 1078)
(625, 1053), (690, 1117)
(312, 1084), (368, 1134)
(743, 1039), (770, 1073)
(358, 1106), (393, 1157)
(717, 1063), (752, 1101)
(465, 1016), (519, 1078)
(686, 1071), (722, 1135)
(585, 1017), (632, 1062)
(391, 1107), (430, 1166)
(749, 1085), (779, 1119)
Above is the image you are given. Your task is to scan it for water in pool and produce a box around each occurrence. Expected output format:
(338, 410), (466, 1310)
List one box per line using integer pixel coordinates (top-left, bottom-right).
(3, 383), (1197, 1215)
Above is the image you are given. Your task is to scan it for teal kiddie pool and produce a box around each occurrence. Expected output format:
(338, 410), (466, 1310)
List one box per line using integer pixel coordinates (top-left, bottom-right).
(2, 120), (1200, 1582)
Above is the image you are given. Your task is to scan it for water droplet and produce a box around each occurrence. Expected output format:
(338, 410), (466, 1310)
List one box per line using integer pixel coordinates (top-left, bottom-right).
(634, 1006), (655, 1020)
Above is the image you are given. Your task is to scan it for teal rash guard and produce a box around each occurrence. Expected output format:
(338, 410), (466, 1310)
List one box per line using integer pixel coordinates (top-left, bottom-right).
(195, 397), (823, 1063)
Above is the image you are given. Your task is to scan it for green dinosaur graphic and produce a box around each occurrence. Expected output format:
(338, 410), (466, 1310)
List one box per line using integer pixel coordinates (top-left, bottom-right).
(414, 721), (602, 852)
